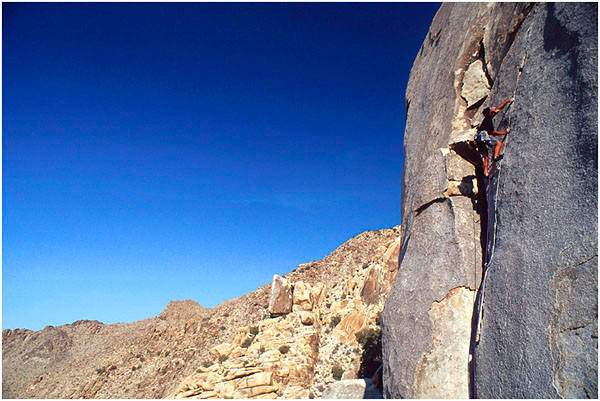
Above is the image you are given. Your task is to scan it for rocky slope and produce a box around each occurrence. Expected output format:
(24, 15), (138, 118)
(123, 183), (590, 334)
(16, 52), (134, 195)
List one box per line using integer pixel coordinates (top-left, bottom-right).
(382, 2), (597, 399)
(3, 226), (400, 399)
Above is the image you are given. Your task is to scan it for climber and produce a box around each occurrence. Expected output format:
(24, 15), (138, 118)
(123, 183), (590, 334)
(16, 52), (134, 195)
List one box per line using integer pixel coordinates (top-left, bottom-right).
(475, 98), (514, 176)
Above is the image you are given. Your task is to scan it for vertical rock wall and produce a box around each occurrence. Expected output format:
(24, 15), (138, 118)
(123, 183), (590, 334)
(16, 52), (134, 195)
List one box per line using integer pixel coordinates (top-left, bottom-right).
(382, 3), (597, 398)
(475, 3), (598, 398)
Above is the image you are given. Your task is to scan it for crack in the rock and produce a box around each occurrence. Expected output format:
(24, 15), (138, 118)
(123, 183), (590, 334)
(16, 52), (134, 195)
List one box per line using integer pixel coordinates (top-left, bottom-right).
(477, 39), (494, 88)
(573, 255), (598, 268)
(565, 324), (589, 332)
(414, 197), (447, 216)
(430, 286), (476, 306)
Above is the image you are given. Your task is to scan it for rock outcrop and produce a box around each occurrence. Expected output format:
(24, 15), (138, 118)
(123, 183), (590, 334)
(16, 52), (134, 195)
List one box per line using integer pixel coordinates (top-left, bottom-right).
(268, 275), (294, 316)
(3, 226), (400, 399)
(170, 227), (401, 399)
(474, 4), (597, 398)
(382, 2), (597, 399)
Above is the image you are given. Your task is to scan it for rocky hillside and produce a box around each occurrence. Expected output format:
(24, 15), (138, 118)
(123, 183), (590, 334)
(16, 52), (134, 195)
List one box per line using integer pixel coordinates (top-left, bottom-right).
(3, 226), (400, 399)
(382, 3), (597, 399)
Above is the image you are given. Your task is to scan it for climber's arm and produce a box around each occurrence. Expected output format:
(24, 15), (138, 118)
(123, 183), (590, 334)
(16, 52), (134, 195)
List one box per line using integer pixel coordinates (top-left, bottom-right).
(495, 98), (514, 111)
(492, 128), (511, 136)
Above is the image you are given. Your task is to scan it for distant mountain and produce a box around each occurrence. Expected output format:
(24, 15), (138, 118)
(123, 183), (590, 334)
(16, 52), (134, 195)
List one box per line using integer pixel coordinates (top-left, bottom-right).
(3, 226), (400, 399)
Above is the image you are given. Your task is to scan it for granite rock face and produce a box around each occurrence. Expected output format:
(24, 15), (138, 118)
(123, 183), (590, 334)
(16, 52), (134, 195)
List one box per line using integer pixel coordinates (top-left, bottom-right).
(474, 3), (598, 398)
(382, 2), (597, 398)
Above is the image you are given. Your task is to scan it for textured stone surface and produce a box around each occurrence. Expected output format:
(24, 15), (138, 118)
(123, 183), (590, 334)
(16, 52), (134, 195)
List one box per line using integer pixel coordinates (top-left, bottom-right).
(268, 275), (293, 316)
(414, 287), (474, 398)
(383, 2), (597, 399)
(292, 281), (314, 312)
(461, 59), (490, 107)
(167, 227), (401, 399)
(474, 3), (598, 398)
(334, 310), (368, 345)
(321, 378), (382, 399)
(359, 268), (379, 305)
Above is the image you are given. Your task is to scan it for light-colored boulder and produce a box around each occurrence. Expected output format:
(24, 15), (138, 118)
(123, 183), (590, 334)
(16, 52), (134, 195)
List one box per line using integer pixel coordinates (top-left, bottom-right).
(232, 327), (250, 347)
(322, 378), (382, 399)
(461, 59), (490, 107)
(268, 275), (293, 315)
(382, 238), (401, 273)
(449, 128), (477, 148)
(311, 283), (326, 308)
(209, 343), (233, 361)
(445, 178), (477, 197)
(292, 281), (313, 311)
(213, 380), (235, 396)
(334, 310), (368, 344)
(298, 311), (314, 325)
(236, 371), (273, 389)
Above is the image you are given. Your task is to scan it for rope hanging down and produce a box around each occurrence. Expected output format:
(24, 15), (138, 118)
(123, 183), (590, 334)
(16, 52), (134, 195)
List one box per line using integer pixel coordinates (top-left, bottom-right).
(474, 51), (527, 345)
(470, 51), (527, 400)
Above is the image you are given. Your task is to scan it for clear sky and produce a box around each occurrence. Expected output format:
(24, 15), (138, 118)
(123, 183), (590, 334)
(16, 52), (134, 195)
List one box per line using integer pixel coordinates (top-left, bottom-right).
(3, 2), (439, 331)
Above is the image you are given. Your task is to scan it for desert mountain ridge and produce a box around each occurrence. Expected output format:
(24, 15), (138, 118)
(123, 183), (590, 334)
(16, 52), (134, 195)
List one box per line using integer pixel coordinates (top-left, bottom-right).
(3, 225), (401, 399)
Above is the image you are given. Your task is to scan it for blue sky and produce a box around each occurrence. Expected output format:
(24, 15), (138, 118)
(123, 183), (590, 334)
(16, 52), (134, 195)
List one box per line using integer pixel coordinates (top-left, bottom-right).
(3, 2), (439, 331)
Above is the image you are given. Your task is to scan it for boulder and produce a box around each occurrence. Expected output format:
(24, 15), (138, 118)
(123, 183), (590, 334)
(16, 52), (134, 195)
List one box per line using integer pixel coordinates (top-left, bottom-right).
(232, 327), (250, 347)
(292, 281), (313, 311)
(231, 385), (278, 399)
(322, 378), (382, 399)
(268, 275), (293, 315)
(461, 59), (490, 108)
(382, 238), (401, 273)
(297, 311), (314, 326)
(359, 268), (380, 305)
(236, 371), (273, 389)
(209, 343), (233, 361)
(334, 310), (368, 345)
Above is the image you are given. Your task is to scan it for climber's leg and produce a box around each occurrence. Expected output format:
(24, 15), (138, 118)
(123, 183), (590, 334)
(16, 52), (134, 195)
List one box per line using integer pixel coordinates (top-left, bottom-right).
(494, 141), (503, 159)
(483, 154), (489, 176)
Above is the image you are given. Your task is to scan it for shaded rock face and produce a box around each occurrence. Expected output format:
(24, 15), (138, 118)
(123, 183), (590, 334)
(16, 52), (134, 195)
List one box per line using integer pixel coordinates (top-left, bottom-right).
(383, 2), (597, 399)
(474, 3), (598, 398)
